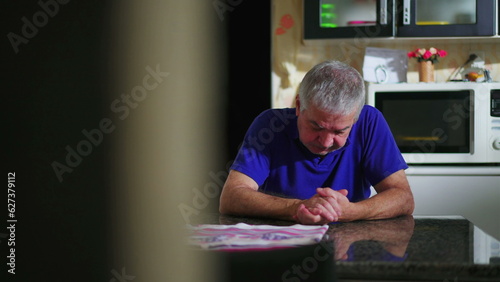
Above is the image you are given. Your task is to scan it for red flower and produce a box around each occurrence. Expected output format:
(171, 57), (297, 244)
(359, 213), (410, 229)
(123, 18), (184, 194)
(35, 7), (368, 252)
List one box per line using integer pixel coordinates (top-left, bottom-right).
(407, 51), (417, 58)
(422, 50), (432, 60)
(407, 47), (447, 64)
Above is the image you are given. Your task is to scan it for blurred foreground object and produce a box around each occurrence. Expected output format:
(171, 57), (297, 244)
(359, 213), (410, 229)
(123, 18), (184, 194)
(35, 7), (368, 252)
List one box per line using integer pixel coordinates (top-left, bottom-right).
(109, 1), (225, 281)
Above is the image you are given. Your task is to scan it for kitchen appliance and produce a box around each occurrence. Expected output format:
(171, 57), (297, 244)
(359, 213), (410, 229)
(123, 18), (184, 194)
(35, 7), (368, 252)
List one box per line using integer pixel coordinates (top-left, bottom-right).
(367, 82), (500, 239)
(366, 82), (500, 165)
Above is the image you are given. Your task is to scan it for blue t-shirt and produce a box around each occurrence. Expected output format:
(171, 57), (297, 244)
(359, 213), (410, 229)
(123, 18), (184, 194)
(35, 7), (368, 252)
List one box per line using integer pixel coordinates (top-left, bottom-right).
(230, 105), (408, 202)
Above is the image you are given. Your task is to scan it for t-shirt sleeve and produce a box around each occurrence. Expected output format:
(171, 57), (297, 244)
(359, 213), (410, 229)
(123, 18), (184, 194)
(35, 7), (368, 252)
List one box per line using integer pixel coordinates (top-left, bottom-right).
(361, 106), (408, 186)
(230, 110), (273, 186)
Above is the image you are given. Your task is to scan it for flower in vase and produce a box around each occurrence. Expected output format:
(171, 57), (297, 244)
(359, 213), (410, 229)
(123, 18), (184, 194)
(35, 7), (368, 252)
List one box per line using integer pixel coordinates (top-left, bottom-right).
(407, 47), (447, 64)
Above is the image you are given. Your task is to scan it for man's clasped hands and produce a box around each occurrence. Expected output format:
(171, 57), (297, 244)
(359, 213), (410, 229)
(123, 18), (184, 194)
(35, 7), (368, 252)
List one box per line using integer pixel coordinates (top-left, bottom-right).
(293, 188), (351, 225)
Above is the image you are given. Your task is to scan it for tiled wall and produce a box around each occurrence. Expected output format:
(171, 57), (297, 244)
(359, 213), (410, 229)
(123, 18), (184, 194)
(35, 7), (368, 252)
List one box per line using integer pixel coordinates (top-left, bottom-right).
(272, 0), (500, 108)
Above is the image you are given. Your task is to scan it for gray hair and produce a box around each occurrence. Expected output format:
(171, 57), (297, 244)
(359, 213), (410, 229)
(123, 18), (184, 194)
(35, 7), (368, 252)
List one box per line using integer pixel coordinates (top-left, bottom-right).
(298, 60), (365, 119)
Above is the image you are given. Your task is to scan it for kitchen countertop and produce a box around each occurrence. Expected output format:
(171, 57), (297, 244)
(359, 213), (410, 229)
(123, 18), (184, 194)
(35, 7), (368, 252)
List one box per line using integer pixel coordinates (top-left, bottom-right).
(189, 213), (500, 281)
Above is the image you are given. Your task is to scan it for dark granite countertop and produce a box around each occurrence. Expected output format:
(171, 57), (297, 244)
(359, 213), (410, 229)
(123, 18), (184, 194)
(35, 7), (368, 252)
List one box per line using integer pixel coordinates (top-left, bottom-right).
(190, 213), (500, 281)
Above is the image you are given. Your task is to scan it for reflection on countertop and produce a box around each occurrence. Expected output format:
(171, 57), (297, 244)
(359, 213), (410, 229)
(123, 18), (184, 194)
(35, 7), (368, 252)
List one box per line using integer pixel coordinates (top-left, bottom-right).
(327, 215), (414, 262)
(332, 215), (500, 281)
(190, 213), (500, 281)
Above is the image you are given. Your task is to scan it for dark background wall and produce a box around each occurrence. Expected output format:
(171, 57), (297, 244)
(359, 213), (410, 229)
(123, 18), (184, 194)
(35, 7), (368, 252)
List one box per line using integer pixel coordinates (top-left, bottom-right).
(2, 0), (113, 280)
(224, 1), (272, 161)
(2, 0), (270, 280)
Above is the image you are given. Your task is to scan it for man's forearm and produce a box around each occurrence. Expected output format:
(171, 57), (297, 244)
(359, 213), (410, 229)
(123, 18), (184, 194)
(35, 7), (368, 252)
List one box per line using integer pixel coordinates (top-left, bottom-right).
(219, 186), (301, 221)
(343, 188), (414, 221)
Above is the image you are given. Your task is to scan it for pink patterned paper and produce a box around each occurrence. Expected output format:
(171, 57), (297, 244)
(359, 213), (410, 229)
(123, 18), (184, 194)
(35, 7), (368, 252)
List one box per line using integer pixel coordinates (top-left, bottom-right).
(187, 223), (329, 251)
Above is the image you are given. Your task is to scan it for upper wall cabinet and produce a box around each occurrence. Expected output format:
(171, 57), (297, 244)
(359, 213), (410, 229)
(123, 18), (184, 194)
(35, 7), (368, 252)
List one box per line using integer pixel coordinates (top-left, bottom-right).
(304, 0), (497, 40)
(397, 0), (496, 37)
(304, 0), (396, 39)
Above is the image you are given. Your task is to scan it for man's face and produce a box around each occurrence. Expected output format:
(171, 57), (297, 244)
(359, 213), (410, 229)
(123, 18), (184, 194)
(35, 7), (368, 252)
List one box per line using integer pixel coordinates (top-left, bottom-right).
(296, 99), (356, 156)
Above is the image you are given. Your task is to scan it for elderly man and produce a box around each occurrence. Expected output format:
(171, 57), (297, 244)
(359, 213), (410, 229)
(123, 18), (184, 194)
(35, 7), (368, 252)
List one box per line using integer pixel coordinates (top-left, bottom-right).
(219, 60), (414, 224)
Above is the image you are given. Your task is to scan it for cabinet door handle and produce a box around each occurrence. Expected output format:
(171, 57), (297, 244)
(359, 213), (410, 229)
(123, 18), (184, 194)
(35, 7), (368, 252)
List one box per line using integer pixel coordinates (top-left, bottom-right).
(403, 0), (411, 25)
(380, 0), (388, 25)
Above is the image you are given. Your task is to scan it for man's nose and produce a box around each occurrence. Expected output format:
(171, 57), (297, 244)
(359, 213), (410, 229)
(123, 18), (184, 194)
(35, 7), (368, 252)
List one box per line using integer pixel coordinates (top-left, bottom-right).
(318, 132), (335, 148)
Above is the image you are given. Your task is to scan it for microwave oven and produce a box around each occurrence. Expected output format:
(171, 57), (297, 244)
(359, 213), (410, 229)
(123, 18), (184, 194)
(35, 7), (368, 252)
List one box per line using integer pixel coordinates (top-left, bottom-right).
(366, 82), (500, 164)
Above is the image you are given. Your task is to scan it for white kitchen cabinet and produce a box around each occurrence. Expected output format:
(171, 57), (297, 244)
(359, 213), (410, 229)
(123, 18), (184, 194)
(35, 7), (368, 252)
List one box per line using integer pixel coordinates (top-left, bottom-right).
(406, 166), (500, 240)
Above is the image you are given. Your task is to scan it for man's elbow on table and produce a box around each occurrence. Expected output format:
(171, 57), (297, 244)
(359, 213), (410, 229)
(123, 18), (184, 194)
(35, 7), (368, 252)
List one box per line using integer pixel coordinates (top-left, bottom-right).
(403, 190), (415, 216)
(219, 170), (260, 216)
(218, 183), (248, 216)
(387, 186), (415, 218)
(218, 187), (233, 215)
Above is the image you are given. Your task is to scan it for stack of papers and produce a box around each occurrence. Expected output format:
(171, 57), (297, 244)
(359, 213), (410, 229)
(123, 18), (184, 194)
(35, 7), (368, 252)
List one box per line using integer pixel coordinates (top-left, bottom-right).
(187, 223), (329, 251)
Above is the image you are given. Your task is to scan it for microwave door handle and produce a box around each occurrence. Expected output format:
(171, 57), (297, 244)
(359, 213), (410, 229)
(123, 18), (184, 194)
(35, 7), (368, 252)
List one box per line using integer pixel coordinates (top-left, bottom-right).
(403, 0), (411, 25)
(379, 0), (387, 25)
